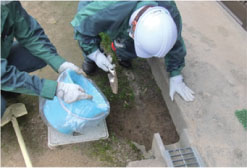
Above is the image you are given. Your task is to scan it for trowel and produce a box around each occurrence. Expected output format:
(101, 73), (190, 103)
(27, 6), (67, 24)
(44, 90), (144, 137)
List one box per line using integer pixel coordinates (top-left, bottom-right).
(1, 103), (32, 167)
(108, 68), (118, 94)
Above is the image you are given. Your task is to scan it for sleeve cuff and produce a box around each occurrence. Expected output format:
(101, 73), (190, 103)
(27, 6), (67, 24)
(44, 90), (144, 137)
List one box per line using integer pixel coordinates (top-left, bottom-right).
(87, 49), (99, 61)
(40, 79), (58, 99)
(86, 46), (99, 57)
(170, 69), (182, 77)
(48, 55), (66, 72)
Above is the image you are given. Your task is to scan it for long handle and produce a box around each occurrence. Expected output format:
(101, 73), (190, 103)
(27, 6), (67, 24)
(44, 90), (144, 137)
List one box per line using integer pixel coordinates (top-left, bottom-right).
(11, 117), (32, 167)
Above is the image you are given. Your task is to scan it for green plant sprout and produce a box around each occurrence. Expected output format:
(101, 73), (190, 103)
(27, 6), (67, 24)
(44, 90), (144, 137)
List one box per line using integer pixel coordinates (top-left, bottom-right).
(235, 109), (247, 130)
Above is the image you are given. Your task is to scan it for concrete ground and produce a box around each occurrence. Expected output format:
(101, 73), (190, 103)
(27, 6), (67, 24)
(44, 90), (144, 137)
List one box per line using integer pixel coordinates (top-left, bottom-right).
(148, 1), (246, 167)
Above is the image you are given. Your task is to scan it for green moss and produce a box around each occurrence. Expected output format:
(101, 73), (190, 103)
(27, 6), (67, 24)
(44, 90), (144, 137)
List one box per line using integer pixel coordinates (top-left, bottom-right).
(235, 109), (247, 130)
(110, 132), (118, 142)
(90, 137), (115, 164)
(89, 133), (143, 166)
(99, 32), (113, 55)
(126, 140), (144, 160)
(128, 141), (139, 152)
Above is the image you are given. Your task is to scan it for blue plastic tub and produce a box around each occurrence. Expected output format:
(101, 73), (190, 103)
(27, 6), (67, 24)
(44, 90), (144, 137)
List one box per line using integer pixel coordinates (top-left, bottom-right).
(39, 70), (110, 135)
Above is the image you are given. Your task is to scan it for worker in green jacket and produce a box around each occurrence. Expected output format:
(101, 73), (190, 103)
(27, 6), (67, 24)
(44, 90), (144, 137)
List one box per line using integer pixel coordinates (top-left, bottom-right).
(1, 1), (92, 117)
(71, 1), (195, 102)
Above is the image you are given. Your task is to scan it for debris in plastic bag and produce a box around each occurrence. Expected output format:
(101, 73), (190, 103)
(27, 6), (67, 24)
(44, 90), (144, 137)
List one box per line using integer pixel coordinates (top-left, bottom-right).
(39, 70), (110, 135)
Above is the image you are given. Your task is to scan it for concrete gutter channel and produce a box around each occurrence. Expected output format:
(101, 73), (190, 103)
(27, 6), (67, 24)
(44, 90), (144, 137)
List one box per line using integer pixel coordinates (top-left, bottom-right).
(128, 1), (247, 167)
(128, 58), (203, 167)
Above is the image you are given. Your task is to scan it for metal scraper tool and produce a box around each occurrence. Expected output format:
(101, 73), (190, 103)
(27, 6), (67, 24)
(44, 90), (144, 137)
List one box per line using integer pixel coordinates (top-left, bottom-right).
(108, 68), (118, 94)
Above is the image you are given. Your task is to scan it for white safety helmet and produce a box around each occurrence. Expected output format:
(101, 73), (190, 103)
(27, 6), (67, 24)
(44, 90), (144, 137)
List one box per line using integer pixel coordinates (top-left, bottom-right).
(130, 6), (178, 58)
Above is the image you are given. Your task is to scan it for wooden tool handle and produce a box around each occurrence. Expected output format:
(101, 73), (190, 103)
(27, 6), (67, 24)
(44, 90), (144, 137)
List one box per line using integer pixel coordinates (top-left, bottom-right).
(11, 117), (33, 167)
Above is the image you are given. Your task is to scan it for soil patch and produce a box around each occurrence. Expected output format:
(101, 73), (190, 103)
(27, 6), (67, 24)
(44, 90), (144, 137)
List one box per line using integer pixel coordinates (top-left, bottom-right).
(93, 59), (179, 150)
(111, 59), (179, 149)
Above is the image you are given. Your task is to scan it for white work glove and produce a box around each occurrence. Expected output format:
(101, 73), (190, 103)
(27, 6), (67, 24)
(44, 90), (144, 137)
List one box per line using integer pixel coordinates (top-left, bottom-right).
(58, 62), (87, 76)
(169, 75), (195, 102)
(88, 49), (115, 72)
(56, 82), (93, 104)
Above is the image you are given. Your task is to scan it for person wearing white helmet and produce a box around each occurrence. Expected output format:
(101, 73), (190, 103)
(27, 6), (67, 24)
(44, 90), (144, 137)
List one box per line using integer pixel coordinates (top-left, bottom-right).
(71, 1), (195, 102)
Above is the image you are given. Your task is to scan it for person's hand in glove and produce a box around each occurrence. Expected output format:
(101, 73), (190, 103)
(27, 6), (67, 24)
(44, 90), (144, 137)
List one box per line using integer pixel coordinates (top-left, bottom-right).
(169, 75), (195, 102)
(56, 82), (93, 104)
(88, 49), (115, 72)
(58, 62), (87, 76)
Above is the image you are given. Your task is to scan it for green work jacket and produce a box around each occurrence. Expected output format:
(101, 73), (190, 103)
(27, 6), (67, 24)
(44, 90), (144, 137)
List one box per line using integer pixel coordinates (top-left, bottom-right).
(71, 1), (186, 77)
(1, 1), (66, 99)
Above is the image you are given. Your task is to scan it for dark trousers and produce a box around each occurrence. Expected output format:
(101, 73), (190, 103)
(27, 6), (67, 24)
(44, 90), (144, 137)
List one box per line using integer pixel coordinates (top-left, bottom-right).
(1, 42), (47, 117)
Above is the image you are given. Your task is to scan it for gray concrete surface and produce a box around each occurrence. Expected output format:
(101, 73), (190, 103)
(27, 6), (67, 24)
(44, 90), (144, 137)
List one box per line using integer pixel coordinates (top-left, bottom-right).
(147, 1), (247, 166)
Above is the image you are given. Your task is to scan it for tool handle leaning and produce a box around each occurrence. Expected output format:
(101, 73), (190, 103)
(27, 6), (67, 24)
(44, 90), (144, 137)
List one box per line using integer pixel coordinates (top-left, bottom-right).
(11, 117), (33, 167)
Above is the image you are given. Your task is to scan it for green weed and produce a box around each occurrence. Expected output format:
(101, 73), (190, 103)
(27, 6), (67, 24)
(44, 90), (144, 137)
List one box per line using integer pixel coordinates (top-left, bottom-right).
(90, 33), (135, 109)
(235, 109), (247, 130)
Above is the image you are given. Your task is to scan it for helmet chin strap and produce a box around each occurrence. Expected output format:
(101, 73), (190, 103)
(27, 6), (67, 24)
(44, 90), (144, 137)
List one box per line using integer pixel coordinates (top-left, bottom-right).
(129, 5), (153, 38)
(129, 7), (143, 27)
(129, 7), (143, 39)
